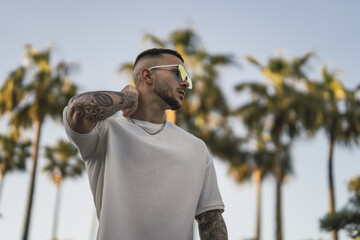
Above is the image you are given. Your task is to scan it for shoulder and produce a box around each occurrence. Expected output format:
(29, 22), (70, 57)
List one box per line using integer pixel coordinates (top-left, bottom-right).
(167, 121), (200, 139)
(166, 121), (207, 148)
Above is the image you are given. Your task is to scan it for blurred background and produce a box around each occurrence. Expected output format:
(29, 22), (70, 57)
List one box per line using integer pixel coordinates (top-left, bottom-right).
(0, 1), (359, 240)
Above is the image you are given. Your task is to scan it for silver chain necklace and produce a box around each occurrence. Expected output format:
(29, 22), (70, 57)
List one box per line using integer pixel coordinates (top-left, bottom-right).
(129, 117), (167, 135)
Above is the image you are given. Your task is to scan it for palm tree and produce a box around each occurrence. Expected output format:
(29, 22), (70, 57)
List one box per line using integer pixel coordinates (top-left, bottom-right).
(119, 28), (241, 160)
(0, 65), (30, 217)
(228, 148), (268, 240)
(307, 67), (360, 240)
(0, 45), (78, 240)
(0, 132), (31, 215)
(228, 127), (292, 240)
(234, 52), (316, 240)
(43, 139), (84, 240)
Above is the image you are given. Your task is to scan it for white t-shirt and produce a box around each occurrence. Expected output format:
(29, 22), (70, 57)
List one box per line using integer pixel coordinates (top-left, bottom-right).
(63, 107), (224, 240)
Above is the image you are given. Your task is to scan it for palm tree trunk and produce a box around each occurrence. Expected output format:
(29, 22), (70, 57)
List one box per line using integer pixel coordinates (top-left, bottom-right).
(52, 180), (62, 240)
(274, 134), (282, 240)
(328, 133), (338, 240)
(275, 154), (282, 240)
(0, 170), (5, 216)
(22, 119), (42, 240)
(253, 169), (262, 240)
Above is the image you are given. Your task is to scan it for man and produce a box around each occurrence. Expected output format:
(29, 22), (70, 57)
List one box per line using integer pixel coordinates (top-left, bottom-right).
(63, 48), (228, 240)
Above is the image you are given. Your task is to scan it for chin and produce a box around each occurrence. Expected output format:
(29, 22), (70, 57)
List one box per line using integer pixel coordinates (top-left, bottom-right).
(170, 104), (181, 110)
(155, 88), (182, 110)
(169, 98), (182, 110)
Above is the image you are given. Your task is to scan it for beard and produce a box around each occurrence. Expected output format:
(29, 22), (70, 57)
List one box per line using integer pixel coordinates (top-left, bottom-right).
(154, 79), (182, 110)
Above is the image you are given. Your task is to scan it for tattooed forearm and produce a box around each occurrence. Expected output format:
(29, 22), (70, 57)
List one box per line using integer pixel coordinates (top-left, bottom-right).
(69, 90), (137, 123)
(195, 210), (228, 240)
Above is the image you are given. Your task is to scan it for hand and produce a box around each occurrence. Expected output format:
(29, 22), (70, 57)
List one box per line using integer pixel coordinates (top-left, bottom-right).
(121, 85), (139, 117)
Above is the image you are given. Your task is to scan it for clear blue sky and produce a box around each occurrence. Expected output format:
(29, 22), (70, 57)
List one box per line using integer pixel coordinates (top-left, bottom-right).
(1, 1), (359, 239)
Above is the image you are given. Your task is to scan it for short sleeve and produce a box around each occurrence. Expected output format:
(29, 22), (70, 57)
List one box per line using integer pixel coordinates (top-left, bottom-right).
(195, 149), (225, 216)
(62, 106), (109, 161)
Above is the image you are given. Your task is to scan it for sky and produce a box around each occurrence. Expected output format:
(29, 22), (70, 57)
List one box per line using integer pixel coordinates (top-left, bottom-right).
(0, 1), (360, 240)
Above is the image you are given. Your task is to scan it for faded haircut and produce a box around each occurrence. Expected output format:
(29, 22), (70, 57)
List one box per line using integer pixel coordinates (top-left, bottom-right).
(133, 48), (184, 68)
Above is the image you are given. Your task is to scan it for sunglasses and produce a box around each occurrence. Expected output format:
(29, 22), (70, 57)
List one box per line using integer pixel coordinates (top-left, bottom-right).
(148, 64), (193, 89)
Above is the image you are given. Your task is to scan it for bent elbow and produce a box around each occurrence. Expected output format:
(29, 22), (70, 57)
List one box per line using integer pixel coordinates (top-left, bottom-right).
(66, 102), (95, 134)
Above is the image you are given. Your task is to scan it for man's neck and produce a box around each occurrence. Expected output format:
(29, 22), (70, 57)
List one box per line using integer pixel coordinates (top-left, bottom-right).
(130, 95), (167, 124)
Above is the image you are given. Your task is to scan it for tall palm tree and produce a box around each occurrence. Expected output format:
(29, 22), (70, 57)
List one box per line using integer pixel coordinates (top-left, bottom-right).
(307, 67), (360, 240)
(0, 66), (29, 216)
(0, 132), (31, 215)
(235, 52), (317, 240)
(43, 139), (84, 240)
(0, 45), (78, 240)
(228, 127), (292, 240)
(228, 148), (269, 240)
(119, 28), (241, 160)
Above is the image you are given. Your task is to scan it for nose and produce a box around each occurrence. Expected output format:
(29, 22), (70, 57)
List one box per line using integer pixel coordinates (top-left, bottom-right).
(180, 78), (189, 89)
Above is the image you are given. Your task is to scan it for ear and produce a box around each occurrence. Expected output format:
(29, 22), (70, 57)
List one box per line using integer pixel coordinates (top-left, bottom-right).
(141, 68), (152, 85)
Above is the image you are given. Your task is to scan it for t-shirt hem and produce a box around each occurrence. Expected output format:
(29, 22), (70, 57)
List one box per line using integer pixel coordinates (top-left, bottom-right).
(195, 203), (225, 216)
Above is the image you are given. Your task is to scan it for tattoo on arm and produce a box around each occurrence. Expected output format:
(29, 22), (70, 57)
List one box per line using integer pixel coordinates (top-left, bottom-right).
(69, 91), (136, 123)
(195, 210), (228, 240)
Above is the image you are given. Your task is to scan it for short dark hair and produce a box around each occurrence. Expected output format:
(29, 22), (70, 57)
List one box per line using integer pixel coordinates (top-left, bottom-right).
(134, 48), (184, 68)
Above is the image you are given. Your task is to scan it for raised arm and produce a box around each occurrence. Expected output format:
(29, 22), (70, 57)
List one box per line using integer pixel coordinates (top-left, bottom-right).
(195, 209), (228, 240)
(66, 85), (138, 134)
